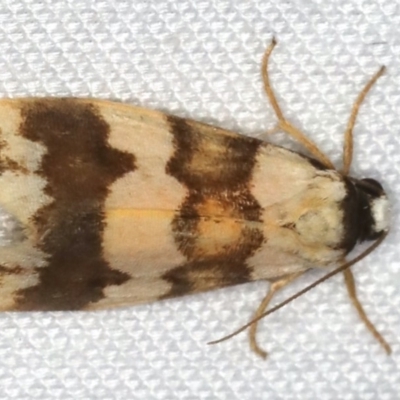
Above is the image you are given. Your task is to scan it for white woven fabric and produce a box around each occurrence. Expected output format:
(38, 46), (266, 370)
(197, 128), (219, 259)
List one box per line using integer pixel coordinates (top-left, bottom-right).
(0, 0), (399, 399)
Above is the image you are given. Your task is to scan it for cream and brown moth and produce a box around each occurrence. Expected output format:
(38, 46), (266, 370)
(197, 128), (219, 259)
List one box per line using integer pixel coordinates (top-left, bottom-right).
(0, 40), (391, 358)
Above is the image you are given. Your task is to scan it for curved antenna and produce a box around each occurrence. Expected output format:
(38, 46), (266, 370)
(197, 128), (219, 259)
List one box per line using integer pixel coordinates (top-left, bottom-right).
(342, 66), (386, 175)
(261, 39), (335, 169)
(208, 232), (388, 346)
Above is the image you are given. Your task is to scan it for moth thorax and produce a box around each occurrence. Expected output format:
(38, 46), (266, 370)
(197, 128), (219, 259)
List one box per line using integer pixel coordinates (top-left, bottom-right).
(356, 178), (390, 241)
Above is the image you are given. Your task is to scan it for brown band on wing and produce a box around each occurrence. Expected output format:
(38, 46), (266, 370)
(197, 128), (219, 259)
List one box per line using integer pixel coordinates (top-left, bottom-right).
(15, 99), (135, 310)
(163, 116), (264, 297)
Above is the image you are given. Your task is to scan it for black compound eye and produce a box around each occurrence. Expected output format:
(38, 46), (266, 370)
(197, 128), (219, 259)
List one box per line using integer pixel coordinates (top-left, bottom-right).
(358, 178), (384, 197)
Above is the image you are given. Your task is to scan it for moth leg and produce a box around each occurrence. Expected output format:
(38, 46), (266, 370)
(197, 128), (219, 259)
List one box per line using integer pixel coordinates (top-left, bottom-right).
(341, 66), (385, 175)
(262, 39), (335, 169)
(249, 271), (304, 358)
(342, 268), (391, 354)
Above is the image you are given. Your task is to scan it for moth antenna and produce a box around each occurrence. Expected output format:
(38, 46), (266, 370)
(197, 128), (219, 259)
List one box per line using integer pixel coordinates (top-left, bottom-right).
(342, 66), (386, 175)
(208, 231), (388, 346)
(262, 38), (335, 169)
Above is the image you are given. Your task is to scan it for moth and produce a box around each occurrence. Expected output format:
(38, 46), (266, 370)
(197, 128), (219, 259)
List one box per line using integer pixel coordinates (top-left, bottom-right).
(0, 39), (390, 358)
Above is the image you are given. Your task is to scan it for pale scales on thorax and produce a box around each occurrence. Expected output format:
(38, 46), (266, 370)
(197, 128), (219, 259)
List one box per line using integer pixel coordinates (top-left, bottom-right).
(0, 40), (390, 358)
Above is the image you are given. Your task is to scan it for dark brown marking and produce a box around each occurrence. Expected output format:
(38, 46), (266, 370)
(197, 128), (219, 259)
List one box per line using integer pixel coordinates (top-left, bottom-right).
(305, 155), (329, 171)
(162, 116), (264, 297)
(0, 265), (25, 275)
(340, 177), (386, 253)
(2, 157), (29, 174)
(282, 222), (296, 230)
(0, 138), (28, 174)
(15, 99), (135, 310)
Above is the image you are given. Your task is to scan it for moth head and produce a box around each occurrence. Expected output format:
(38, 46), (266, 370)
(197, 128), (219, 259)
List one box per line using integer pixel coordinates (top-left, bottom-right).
(355, 178), (390, 241)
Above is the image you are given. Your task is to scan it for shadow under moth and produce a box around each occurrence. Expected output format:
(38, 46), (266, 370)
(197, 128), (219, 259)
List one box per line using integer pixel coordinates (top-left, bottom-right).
(0, 39), (390, 358)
